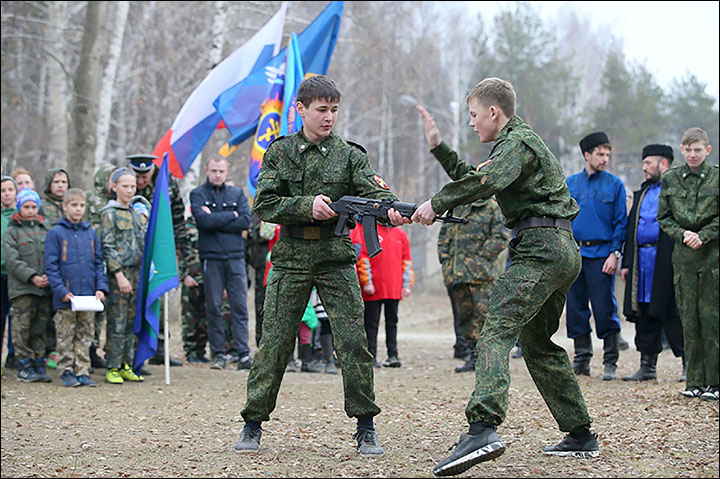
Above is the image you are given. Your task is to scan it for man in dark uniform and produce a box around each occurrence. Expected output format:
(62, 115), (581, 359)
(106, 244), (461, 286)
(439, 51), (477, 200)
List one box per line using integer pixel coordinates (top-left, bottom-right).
(621, 144), (685, 382)
(402, 77), (598, 477)
(236, 75), (400, 456)
(127, 154), (184, 367)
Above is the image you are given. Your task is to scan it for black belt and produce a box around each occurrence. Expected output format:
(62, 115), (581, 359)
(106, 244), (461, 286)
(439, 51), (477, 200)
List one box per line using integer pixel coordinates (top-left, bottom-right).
(638, 242), (657, 248)
(279, 225), (338, 240)
(577, 240), (609, 247)
(515, 216), (573, 234)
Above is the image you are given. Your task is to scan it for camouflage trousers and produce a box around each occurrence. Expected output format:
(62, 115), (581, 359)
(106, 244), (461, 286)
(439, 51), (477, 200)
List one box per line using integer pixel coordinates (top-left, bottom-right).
(53, 308), (94, 376)
(448, 281), (493, 349)
(92, 311), (105, 349)
(466, 228), (592, 432)
(105, 267), (139, 369)
(672, 241), (719, 388)
(242, 265), (380, 422)
(10, 294), (51, 361)
(181, 283), (237, 359)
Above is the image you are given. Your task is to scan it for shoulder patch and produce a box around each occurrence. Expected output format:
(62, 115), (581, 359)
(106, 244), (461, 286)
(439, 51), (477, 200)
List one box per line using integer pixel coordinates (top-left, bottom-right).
(476, 158), (494, 171)
(268, 135), (288, 148)
(347, 140), (367, 154)
(372, 174), (390, 190)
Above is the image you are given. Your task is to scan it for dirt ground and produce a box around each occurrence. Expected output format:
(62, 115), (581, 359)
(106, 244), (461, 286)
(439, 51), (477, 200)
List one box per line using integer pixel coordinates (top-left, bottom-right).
(1, 292), (718, 478)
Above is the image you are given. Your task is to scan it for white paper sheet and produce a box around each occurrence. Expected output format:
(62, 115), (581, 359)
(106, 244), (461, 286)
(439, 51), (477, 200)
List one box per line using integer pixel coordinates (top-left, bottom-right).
(70, 296), (105, 312)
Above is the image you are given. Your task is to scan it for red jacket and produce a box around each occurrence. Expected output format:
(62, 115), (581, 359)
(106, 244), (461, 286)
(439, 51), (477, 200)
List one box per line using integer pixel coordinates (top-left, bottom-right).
(350, 223), (413, 301)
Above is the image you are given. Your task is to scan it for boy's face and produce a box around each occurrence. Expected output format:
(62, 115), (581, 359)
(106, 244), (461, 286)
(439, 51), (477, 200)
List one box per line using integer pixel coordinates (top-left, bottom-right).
(1, 180), (17, 208)
(297, 98), (339, 143)
(112, 174), (137, 205)
(468, 99), (500, 143)
(49, 172), (69, 197)
(15, 173), (34, 191)
(206, 159), (229, 186)
(63, 198), (86, 223)
(680, 141), (711, 170)
(19, 201), (38, 220)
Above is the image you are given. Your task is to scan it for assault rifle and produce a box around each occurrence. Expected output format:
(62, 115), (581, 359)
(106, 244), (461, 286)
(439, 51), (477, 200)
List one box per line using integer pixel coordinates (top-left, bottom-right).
(328, 195), (468, 258)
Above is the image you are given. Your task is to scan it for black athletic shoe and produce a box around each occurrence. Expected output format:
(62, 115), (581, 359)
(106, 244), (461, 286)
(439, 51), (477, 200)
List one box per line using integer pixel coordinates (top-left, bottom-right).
(234, 426), (262, 451)
(353, 428), (384, 455)
(433, 429), (505, 477)
(543, 432), (599, 458)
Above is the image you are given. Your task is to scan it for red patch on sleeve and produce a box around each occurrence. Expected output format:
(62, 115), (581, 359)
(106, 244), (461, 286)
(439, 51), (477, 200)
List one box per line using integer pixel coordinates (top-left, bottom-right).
(373, 174), (390, 190)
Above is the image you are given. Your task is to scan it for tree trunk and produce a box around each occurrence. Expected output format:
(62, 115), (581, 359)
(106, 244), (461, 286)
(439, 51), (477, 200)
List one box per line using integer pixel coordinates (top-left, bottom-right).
(68, 1), (108, 190)
(47, 0), (69, 168)
(95, 1), (129, 166)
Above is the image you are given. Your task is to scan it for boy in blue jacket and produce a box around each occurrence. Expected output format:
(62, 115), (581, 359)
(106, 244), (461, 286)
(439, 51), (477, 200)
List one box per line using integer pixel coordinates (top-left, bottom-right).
(45, 188), (108, 387)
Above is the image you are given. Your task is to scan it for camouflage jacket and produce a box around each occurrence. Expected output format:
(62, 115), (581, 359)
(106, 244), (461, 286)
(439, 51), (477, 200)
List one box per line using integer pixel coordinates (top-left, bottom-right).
(136, 171), (186, 246)
(178, 218), (202, 284)
(657, 161), (719, 246)
(437, 198), (510, 286)
(2, 213), (51, 298)
(254, 130), (397, 270)
(85, 164), (116, 230)
(40, 193), (64, 227)
(98, 200), (146, 274)
(430, 115), (579, 228)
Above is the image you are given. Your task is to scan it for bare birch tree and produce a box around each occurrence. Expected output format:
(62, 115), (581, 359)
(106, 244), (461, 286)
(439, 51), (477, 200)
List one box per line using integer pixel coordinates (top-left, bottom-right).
(46, 0), (69, 167)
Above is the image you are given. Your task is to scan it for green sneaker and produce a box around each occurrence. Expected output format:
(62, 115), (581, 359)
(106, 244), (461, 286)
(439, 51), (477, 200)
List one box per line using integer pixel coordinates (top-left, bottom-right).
(106, 368), (124, 384)
(46, 351), (60, 369)
(120, 364), (144, 382)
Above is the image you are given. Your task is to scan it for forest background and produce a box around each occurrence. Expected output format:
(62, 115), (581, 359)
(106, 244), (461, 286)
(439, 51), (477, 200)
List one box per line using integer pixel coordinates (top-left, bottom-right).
(2, 0), (719, 289)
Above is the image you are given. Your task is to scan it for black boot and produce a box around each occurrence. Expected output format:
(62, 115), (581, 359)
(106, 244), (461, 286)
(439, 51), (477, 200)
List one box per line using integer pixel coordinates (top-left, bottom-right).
(455, 350), (478, 373)
(602, 333), (619, 381)
(90, 346), (107, 369)
(149, 341), (183, 366)
(572, 334), (592, 376)
(299, 344), (322, 373)
(622, 353), (657, 381)
(679, 356), (687, 382)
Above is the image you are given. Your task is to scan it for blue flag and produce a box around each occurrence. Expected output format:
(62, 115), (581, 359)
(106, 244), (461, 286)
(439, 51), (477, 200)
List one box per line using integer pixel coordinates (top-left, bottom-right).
(280, 32), (304, 136)
(133, 154), (179, 374)
(214, 1), (344, 147)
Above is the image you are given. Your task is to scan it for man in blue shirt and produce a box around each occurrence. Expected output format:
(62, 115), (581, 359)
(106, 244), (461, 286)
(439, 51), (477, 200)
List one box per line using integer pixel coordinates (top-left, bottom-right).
(620, 144), (684, 382)
(566, 132), (628, 380)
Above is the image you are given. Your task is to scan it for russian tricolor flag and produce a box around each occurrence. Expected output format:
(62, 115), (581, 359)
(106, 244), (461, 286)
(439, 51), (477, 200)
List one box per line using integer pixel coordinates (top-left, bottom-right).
(152, 4), (287, 178)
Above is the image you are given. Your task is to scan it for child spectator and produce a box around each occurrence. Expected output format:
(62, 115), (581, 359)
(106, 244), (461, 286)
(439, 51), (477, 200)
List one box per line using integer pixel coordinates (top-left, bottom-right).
(2, 188), (53, 382)
(99, 168), (147, 384)
(1, 176), (18, 372)
(351, 223), (413, 368)
(45, 188), (108, 387)
(42, 168), (70, 226)
(11, 167), (34, 192)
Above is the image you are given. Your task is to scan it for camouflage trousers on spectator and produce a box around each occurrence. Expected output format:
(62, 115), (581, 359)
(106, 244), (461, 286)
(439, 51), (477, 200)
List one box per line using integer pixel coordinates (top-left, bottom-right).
(448, 281), (493, 349)
(182, 283), (236, 359)
(242, 266), (380, 423)
(10, 294), (51, 361)
(105, 267), (139, 369)
(466, 229), (592, 432)
(53, 308), (94, 376)
(92, 311), (106, 349)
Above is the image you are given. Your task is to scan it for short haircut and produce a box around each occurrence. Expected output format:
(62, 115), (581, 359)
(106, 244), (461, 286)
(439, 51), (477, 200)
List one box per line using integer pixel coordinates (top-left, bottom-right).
(681, 127), (709, 147)
(297, 75), (341, 107)
(466, 77), (516, 118)
(11, 167), (32, 180)
(63, 188), (86, 204)
(206, 157), (230, 168)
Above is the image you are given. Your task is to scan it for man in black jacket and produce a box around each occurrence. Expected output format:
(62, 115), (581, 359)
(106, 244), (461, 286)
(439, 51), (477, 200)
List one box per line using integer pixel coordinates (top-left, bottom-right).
(190, 158), (252, 370)
(620, 144), (685, 382)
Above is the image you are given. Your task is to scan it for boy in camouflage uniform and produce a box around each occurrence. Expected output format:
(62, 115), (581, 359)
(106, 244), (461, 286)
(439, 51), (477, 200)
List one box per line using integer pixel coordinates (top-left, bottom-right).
(403, 78), (598, 476)
(437, 198), (510, 373)
(237, 75), (399, 455)
(2, 189), (53, 383)
(99, 168), (147, 384)
(658, 127), (718, 401)
(45, 188), (108, 387)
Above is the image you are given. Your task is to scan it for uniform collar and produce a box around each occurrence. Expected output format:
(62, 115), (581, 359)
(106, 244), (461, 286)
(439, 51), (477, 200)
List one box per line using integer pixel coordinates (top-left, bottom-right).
(297, 130), (335, 157)
(681, 161), (710, 179)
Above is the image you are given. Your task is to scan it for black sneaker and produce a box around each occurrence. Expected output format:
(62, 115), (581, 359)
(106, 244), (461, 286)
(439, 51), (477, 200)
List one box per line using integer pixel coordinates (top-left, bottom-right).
(433, 429), (505, 477)
(34, 358), (52, 383)
(382, 356), (402, 368)
(543, 432), (599, 458)
(236, 355), (253, 370)
(455, 353), (476, 373)
(353, 428), (384, 455)
(679, 386), (706, 398)
(60, 370), (81, 387)
(234, 426), (262, 452)
(210, 355), (226, 370)
(16, 359), (42, 383)
(187, 355), (209, 363)
(699, 386), (718, 401)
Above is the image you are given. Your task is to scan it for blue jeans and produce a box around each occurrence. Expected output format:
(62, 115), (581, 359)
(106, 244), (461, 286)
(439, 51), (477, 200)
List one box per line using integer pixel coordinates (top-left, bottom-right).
(203, 258), (250, 358)
(566, 257), (622, 340)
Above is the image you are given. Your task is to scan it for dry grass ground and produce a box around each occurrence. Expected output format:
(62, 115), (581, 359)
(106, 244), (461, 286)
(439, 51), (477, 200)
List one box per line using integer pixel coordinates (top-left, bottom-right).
(1, 292), (718, 478)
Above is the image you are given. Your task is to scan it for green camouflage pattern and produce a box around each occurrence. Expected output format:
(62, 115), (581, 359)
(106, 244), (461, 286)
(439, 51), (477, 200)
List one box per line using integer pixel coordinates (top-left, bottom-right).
(135, 172), (186, 247)
(104, 266), (140, 369)
(53, 308), (94, 375)
(437, 198), (510, 286)
(430, 116), (579, 228)
(243, 130), (397, 422)
(40, 194), (64, 226)
(98, 203), (146, 274)
(85, 164), (116, 229)
(465, 228), (591, 432)
(9, 294), (51, 361)
(447, 282), (493, 347)
(658, 161), (718, 388)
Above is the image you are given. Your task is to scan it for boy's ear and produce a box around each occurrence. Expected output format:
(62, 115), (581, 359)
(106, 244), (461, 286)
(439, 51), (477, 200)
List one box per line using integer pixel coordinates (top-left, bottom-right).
(706, 145), (712, 155)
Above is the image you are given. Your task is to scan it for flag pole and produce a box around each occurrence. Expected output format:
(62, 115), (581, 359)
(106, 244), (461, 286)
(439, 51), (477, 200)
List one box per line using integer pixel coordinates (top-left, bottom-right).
(164, 293), (170, 385)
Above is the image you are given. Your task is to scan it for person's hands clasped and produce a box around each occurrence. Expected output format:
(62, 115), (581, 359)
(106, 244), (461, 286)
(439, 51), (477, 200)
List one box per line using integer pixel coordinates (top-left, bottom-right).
(411, 200), (437, 225)
(416, 105), (443, 149)
(312, 194), (337, 220)
(683, 230), (703, 250)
